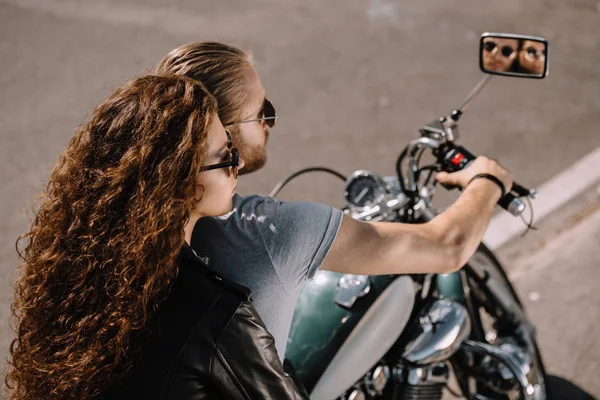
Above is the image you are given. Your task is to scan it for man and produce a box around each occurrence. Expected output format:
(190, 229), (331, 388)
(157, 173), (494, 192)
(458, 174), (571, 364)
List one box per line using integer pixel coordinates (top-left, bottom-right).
(156, 42), (512, 361)
(482, 37), (519, 73)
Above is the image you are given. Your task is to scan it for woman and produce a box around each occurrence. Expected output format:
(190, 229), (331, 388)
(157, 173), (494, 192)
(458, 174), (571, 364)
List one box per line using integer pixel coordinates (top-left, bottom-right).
(6, 75), (305, 399)
(518, 39), (546, 75)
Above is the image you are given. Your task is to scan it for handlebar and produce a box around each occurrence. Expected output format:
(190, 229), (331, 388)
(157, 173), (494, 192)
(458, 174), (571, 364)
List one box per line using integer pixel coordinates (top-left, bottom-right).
(394, 136), (534, 217)
(498, 191), (526, 216)
(434, 143), (535, 216)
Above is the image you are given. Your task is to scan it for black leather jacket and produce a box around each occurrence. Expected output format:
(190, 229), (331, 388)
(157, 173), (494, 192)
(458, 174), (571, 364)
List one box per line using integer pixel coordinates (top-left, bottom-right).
(103, 244), (307, 399)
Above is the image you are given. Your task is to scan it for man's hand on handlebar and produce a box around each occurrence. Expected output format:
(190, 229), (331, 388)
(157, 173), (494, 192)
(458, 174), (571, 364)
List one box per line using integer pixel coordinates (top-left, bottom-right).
(434, 156), (513, 198)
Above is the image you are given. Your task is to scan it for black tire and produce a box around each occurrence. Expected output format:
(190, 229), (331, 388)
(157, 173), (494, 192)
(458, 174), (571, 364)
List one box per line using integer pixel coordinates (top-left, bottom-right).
(464, 244), (549, 400)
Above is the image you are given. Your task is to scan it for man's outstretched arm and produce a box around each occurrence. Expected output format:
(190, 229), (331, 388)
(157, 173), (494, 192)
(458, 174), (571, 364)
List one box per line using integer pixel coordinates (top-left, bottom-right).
(321, 156), (512, 275)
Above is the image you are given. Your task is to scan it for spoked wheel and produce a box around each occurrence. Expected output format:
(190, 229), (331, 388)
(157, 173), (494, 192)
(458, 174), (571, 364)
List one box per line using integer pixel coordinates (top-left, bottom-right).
(452, 244), (549, 400)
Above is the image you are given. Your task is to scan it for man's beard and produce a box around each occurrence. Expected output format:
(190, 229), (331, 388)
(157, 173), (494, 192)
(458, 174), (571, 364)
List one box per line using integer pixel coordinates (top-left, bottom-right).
(238, 142), (267, 175)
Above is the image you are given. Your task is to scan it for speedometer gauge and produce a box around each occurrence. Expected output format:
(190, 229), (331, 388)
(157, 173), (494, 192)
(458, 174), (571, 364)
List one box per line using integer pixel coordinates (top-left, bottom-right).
(344, 170), (386, 210)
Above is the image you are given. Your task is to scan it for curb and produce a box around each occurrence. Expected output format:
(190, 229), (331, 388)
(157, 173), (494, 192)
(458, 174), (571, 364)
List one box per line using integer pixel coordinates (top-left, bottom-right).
(483, 146), (600, 250)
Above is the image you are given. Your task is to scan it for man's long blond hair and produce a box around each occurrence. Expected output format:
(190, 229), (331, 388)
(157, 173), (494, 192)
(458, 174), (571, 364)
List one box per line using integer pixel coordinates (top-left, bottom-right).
(156, 42), (253, 126)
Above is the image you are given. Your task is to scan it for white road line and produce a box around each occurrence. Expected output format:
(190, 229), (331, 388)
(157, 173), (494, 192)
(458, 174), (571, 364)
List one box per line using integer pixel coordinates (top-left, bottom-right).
(483, 146), (600, 250)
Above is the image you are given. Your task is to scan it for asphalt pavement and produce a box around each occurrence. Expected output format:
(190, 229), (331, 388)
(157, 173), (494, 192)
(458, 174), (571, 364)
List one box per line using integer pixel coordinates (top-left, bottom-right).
(1, 0), (599, 397)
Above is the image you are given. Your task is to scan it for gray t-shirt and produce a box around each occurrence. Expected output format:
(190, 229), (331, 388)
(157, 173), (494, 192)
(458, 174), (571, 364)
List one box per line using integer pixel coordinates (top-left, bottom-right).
(190, 194), (343, 360)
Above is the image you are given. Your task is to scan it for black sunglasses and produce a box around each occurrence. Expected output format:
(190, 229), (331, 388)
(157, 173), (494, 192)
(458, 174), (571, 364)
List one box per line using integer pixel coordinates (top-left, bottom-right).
(199, 131), (240, 178)
(483, 41), (516, 59)
(228, 98), (277, 128)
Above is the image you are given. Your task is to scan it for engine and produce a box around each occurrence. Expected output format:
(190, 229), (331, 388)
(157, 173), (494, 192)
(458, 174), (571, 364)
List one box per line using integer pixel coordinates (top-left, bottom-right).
(338, 362), (450, 400)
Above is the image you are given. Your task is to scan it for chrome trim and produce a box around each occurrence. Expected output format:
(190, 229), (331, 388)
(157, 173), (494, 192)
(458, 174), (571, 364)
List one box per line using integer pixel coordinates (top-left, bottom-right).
(348, 176), (409, 222)
(405, 137), (441, 193)
(419, 124), (446, 140)
(420, 273), (434, 299)
(441, 116), (460, 141)
(507, 197), (526, 216)
(463, 340), (538, 400)
(364, 365), (391, 395)
(407, 368), (426, 386)
(406, 363), (449, 385)
(343, 170), (386, 212)
(335, 274), (371, 308)
(402, 299), (471, 365)
(349, 196), (407, 221)
(456, 74), (493, 116)
(383, 176), (402, 196)
(346, 388), (366, 400)
(482, 31), (548, 42)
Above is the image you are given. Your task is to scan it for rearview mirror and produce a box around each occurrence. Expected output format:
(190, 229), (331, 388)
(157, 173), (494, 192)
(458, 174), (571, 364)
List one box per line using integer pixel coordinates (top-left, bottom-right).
(480, 33), (549, 78)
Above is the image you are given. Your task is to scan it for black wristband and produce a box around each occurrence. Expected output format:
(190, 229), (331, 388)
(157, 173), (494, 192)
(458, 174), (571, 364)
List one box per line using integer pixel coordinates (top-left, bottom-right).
(468, 173), (506, 199)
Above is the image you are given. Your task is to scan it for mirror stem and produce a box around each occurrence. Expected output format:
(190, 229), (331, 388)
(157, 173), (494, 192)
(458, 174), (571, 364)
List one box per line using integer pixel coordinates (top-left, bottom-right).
(453, 74), (493, 120)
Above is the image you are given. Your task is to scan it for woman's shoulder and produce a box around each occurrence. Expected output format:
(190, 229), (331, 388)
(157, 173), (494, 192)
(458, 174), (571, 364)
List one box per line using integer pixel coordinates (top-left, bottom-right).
(177, 251), (253, 301)
(102, 256), (256, 399)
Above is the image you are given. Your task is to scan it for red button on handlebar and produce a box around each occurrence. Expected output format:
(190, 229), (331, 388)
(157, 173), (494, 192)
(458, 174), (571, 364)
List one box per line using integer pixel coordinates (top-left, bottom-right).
(451, 153), (465, 165)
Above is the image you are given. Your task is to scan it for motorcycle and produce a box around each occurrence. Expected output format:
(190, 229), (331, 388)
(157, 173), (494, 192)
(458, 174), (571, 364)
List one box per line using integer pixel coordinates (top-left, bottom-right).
(275, 33), (550, 400)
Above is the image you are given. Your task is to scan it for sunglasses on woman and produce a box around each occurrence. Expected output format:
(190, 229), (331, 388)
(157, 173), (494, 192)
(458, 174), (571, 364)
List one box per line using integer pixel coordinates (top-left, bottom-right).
(483, 41), (516, 59)
(199, 131), (240, 178)
(523, 47), (546, 61)
(228, 98), (278, 128)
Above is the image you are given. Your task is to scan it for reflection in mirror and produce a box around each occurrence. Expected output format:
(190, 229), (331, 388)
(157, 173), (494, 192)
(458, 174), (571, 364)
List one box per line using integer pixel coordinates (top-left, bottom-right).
(519, 40), (546, 75)
(480, 34), (548, 78)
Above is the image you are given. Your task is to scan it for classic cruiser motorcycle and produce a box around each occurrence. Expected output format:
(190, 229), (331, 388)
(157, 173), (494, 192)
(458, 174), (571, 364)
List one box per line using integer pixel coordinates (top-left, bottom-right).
(274, 33), (551, 400)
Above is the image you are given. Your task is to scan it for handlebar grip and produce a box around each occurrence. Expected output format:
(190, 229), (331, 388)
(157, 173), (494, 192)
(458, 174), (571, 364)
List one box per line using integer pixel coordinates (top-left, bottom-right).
(441, 181), (527, 216)
(498, 192), (526, 216)
(511, 182), (535, 198)
(436, 145), (532, 216)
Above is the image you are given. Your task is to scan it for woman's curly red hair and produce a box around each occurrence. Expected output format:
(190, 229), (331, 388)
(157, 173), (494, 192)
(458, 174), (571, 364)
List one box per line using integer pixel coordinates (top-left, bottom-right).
(6, 75), (217, 399)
